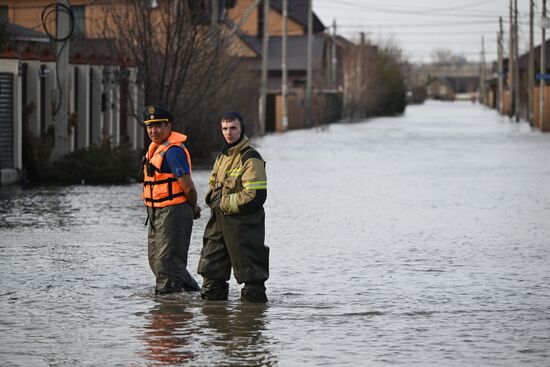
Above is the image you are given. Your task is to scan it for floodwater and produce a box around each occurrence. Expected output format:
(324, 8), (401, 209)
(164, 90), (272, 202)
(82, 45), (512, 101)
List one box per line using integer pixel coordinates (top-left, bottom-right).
(1, 101), (550, 366)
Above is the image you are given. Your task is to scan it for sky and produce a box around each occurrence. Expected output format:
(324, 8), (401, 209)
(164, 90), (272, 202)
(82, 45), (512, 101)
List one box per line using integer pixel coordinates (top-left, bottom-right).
(313, 0), (536, 64)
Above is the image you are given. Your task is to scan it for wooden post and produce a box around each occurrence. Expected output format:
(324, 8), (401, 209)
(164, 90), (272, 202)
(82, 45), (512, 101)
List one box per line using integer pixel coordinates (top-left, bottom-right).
(211, 0), (219, 40)
(331, 19), (337, 90)
(509, 0), (514, 119)
(53, 0), (70, 158)
(514, 0), (520, 122)
(541, 0), (547, 130)
(498, 17), (504, 114)
(480, 36), (486, 104)
(528, 0), (534, 124)
(306, 0), (313, 128)
(259, 0), (269, 134)
(282, 0), (288, 130)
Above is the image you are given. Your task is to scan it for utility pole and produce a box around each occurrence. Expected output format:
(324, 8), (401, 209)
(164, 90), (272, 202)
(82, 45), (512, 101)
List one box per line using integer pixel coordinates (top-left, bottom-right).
(498, 17), (504, 114)
(331, 19), (337, 90)
(480, 36), (486, 104)
(281, 0), (288, 130)
(53, 0), (70, 159)
(514, 0), (520, 122)
(541, 0), (547, 130)
(210, 0), (219, 40)
(528, 0), (534, 124)
(509, 0), (514, 119)
(359, 32), (365, 116)
(306, 0), (313, 128)
(259, 0), (269, 134)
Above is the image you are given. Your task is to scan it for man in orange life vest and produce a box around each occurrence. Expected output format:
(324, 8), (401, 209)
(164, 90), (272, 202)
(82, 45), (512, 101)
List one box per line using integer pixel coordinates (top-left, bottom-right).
(142, 105), (200, 294)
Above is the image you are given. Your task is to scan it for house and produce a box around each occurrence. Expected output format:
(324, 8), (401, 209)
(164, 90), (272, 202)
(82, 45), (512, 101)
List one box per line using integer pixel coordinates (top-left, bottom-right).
(502, 39), (550, 130)
(0, 1), (143, 185)
(222, 0), (344, 131)
(425, 77), (455, 101)
(0, 0), (351, 184)
(425, 76), (478, 101)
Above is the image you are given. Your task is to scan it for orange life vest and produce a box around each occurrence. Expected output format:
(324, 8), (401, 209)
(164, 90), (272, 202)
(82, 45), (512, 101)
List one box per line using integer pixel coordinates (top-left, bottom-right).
(143, 131), (192, 208)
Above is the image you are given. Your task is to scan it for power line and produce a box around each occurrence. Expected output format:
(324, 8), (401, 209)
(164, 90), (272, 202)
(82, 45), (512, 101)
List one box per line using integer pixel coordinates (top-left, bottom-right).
(316, 0), (500, 13)
(425, 0), (500, 12)
(339, 30), (504, 36)
(332, 20), (529, 28)
(315, 3), (512, 19)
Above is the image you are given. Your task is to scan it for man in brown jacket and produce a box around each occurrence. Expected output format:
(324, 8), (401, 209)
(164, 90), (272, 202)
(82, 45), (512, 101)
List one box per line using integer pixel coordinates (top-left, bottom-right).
(198, 112), (269, 303)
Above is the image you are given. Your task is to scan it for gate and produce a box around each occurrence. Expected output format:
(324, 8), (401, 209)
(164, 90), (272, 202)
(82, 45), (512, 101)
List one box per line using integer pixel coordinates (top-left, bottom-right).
(0, 73), (14, 169)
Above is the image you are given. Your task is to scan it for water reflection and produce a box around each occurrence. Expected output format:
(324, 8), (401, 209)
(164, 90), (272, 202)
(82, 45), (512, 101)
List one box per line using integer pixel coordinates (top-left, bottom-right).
(140, 299), (196, 365)
(200, 302), (275, 365)
(139, 299), (276, 366)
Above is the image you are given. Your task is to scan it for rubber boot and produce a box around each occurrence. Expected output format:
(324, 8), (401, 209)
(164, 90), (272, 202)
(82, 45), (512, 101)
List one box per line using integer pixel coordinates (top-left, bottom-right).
(241, 282), (267, 303)
(201, 279), (229, 301)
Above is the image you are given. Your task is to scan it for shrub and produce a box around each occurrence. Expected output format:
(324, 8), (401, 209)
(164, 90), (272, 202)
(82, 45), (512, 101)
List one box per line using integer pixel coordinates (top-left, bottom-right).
(49, 142), (142, 184)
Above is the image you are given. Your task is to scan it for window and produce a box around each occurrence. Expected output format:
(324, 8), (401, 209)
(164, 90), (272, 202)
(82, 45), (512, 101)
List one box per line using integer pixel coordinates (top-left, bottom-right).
(72, 6), (85, 36)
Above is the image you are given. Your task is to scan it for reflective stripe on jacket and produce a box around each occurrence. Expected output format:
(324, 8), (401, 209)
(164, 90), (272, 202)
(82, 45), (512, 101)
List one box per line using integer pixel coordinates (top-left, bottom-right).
(143, 131), (192, 208)
(206, 136), (267, 215)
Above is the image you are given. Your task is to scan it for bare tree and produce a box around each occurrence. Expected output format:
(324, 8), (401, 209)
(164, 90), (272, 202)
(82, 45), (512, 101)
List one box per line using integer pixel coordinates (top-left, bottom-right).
(431, 48), (455, 67)
(96, 0), (259, 159)
(343, 38), (406, 119)
(103, 1), (233, 110)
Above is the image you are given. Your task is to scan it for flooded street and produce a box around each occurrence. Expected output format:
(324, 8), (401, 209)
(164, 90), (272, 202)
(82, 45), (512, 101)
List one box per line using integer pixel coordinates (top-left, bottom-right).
(1, 101), (550, 366)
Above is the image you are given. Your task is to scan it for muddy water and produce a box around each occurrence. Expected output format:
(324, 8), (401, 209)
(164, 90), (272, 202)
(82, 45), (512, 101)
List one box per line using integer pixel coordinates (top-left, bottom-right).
(1, 101), (549, 366)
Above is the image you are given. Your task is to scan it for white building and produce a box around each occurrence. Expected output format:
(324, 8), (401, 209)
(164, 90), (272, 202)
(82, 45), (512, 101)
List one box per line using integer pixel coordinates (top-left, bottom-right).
(0, 23), (144, 185)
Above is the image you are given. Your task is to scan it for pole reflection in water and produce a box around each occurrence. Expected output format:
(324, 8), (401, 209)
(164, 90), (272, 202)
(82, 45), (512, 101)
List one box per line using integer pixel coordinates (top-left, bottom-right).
(199, 302), (274, 365)
(139, 299), (197, 365)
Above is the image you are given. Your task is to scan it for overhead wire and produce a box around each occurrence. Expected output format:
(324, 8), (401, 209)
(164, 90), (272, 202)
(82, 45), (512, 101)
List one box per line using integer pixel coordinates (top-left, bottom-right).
(316, 0), (534, 62)
(315, 0), (531, 17)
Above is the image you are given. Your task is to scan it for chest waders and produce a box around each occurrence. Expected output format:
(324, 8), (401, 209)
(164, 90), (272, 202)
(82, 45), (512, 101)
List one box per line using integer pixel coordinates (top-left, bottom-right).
(143, 146), (199, 294)
(198, 141), (269, 303)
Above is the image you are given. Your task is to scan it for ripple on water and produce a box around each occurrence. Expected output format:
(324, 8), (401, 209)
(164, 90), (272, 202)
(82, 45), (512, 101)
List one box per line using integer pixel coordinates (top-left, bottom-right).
(1, 103), (550, 365)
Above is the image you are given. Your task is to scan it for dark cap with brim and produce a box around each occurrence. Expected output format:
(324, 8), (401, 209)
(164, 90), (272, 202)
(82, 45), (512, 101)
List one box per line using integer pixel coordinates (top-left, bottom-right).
(143, 105), (174, 124)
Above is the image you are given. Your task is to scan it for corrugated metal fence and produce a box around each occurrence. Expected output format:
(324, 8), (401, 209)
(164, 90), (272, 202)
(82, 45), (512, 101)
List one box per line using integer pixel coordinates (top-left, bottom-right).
(0, 73), (14, 169)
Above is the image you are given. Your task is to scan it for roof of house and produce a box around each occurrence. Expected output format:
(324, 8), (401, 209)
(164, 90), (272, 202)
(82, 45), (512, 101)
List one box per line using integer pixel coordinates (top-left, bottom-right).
(241, 34), (325, 71)
(334, 35), (355, 49)
(4, 22), (49, 43)
(270, 0), (325, 33)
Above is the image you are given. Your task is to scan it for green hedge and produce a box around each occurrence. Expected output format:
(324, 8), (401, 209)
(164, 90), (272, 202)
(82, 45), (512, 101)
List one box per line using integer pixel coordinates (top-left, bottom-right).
(50, 143), (142, 184)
